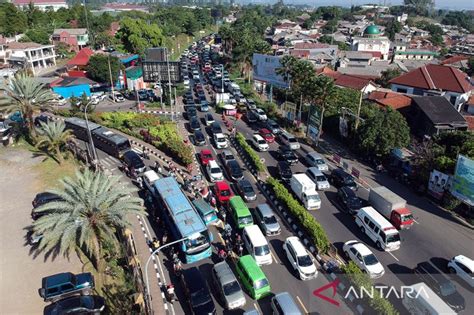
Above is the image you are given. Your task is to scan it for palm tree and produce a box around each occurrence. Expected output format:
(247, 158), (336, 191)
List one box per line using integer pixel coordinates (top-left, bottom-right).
(36, 120), (74, 165)
(0, 72), (56, 137)
(32, 169), (145, 273)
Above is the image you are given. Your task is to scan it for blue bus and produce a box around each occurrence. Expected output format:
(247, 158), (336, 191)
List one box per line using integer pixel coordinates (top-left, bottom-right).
(153, 177), (212, 263)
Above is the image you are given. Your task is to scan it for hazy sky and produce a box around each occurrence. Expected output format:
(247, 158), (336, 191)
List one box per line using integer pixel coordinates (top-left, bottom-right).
(240, 1), (474, 10)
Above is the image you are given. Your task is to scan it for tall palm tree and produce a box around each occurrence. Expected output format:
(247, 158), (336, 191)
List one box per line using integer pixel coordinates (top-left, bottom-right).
(32, 169), (145, 273)
(36, 120), (74, 165)
(0, 72), (56, 137)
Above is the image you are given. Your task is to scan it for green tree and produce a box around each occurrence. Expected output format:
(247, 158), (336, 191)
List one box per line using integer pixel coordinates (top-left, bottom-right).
(404, 0), (435, 15)
(36, 120), (74, 165)
(376, 68), (402, 88)
(356, 107), (410, 156)
(0, 3), (27, 36)
(117, 18), (164, 55)
(385, 21), (402, 41)
(20, 29), (50, 45)
(32, 169), (145, 272)
(86, 54), (121, 84)
(0, 73), (55, 137)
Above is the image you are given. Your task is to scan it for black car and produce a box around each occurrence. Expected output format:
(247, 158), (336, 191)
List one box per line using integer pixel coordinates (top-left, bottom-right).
(265, 119), (281, 134)
(277, 161), (292, 182)
(186, 106), (197, 119)
(180, 267), (216, 315)
(189, 116), (201, 131)
(236, 179), (257, 201)
(225, 159), (244, 181)
(122, 150), (145, 173)
(278, 145), (299, 165)
(414, 262), (465, 312)
(337, 186), (365, 214)
(34, 115), (52, 127)
(210, 121), (222, 135)
(32, 192), (62, 220)
(331, 169), (357, 190)
(184, 96), (194, 104)
(194, 129), (206, 146)
(43, 295), (105, 315)
(245, 110), (258, 123)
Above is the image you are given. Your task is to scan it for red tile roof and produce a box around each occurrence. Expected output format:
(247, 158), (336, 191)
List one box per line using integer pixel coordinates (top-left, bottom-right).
(333, 74), (375, 90)
(441, 55), (469, 65)
(294, 42), (330, 49)
(316, 66), (340, 78)
(359, 51), (382, 58)
(389, 64), (472, 94)
(368, 91), (412, 110)
(66, 48), (94, 66)
(290, 49), (310, 58)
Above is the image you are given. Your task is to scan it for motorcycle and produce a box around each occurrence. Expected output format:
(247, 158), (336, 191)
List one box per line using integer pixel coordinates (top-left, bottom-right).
(164, 284), (176, 303)
(172, 255), (182, 276)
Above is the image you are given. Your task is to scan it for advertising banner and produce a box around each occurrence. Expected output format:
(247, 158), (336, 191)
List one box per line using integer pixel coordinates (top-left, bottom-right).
(427, 170), (451, 200)
(451, 155), (474, 206)
(252, 54), (290, 89)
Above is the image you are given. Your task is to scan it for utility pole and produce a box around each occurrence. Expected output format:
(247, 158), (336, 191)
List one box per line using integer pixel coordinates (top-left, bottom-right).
(107, 54), (115, 102)
(158, 71), (163, 109)
(166, 47), (173, 120)
(355, 89), (363, 130)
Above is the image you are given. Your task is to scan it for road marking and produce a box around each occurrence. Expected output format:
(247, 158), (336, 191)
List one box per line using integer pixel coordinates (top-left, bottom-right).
(270, 248), (280, 265)
(413, 219), (420, 224)
(296, 295), (309, 314)
(387, 251), (400, 262)
(253, 302), (262, 314)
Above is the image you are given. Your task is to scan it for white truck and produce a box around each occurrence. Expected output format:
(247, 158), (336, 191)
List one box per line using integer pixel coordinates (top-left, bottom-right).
(143, 170), (160, 193)
(402, 282), (455, 315)
(369, 186), (414, 230)
(290, 173), (321, 210)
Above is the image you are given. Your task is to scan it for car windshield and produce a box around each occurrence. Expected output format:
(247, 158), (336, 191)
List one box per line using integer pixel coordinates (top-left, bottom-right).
(255, 245), (270, 256)
(185, 232), (210, 254)
(211, 167), (221, 174)
(297, 255), (313, 267)
(385, 233), (400, 243)
(191, 288), (211, 306)
(363, 254), (379, 266)
(288, 138), (297, 143)
(308, 195), (321, 202)
(223, 281), (241, 296)
(263, 215), (277, 225)
(348, 197), (363, 207)
(439, 282), (456, 296)
(243, 185), (254, 194)
(316, 175), (327, 182)
(401, 214), (414, 222)
(220, 189), (231, 197)
(225, 154), (234, 161)
(254, 278), (269, 290)
(203, 153), (212, 159)
(217, 137), (226, 143)
(315, 159), (325, 165)
(258, 140), (266, 145)
(239, 215), (253, 225)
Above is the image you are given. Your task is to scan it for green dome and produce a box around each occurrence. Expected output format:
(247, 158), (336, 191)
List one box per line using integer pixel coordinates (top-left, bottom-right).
(364, 25), (381, 36)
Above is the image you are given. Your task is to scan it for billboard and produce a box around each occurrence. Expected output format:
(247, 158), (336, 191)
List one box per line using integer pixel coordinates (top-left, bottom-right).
(142, 61), (181, 83)
(451, 155), (474, 206)
(252, 53), (289, 89)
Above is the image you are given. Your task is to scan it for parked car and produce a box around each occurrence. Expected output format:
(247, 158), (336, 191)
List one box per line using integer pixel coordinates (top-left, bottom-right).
(277, 161), (292, 182)
(109, 91), (124, 102)
(207, 160), (224, 183)
(189, 116), (201, 131)
(343, 240), (385, 279)
(258, 128), (275, 143)
(214, 181), (233, 204)
(214, 133), (228, 149)
(205, 113), (215, 126)
(236, 179), (257, 202)
(305, 152), (328, 171)
(191, 129), (205, 146)
(252, 134), (269, 151)
(225, 159), (244, 181)
(253, 108), (267, 121)
(447, 255), (474, 287)
(43, 295), (105, 315)
(122, 150), (146, 173)
(199, 149), (214, 166)
(246, 100), (257, 110)
(31, 192), (62, 220)
(414, 261), (465, 311)
(212, 261), (246, 310)
(254, 204), (281, 236)
(265, 119), (281, 134)
(278, 145), (299, 165)
(283, 237), (318, 280)
(180, 267), (216, 315)
(337, 186), (365, 214)
(39, 272), (94, 302)
(220, 149), (235, 164)
(306, 167), (330, 190)
(246, 111), (258, 123)
(331, 169), (357, 190)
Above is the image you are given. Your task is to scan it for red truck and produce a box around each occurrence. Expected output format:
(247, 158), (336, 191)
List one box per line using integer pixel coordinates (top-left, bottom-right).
(368, 186), (414, 229)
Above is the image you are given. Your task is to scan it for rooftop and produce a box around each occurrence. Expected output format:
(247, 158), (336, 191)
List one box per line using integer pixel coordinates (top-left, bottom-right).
(51, 76), (97, 87)
(412, 96), (467, 125)
(13, 0), (66, 4)
(66, 48), (94, 66)
(368, 90), (412, 110)
(7, 42), (50, 50)
(53, 28), (87, 36)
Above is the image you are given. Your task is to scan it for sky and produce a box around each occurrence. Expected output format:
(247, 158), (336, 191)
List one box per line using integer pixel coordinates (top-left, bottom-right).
(239, 1), (474, 11)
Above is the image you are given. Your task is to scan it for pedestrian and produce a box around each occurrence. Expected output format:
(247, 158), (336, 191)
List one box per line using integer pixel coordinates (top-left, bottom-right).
(162, 232), (168, 245)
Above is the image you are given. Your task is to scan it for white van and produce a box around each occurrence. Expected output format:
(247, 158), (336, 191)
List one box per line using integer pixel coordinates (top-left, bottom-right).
(402, 282), (456, 315)
(279, 131), (300, 150)
(143, 170), (160, 192)
(242, 225), (272, 266)
(354, 207), (401, 251)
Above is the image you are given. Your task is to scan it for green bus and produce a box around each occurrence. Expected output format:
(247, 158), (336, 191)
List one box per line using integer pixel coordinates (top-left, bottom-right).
(229, 196), (253, 229)
(235, 255), (271, 300)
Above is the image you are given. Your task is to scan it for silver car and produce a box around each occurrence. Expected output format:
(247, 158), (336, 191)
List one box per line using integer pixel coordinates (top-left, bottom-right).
(212, 261), (246, 310)
(255, 204), (281, 236)
(305, 152), (328, 171)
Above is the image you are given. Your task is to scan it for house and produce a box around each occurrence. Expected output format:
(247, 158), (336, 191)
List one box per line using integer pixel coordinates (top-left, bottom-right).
(406, 96), (468, 137)
(273, 20), (302, 35)
(440, 55), (470, 69)
(323, 71), (378, 94)
(351, 25), (391, 60)
(0, 42), (56, 76)
(392, 43), (438, 61)
(50, 77), (97, 99)
(293, 42), (338, 58)
(389, 64), (473, 111)
(124, 66), (145, 91)
(101, 3), (148, 13)
(12, 0), (67, 11)
(464, 115), (474, 131)
(52, 28), (89, 52)
(368, 90), (412, 110)
(66, 48), (94, 77)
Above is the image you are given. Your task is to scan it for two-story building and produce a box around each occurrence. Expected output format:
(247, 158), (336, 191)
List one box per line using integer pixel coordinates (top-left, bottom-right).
(392, 43), (438, 61)
(351, 25), (391, 60)
(52, 28), (89, 52)
(0, 42), (56, 76)
(389, 64), (473, 111)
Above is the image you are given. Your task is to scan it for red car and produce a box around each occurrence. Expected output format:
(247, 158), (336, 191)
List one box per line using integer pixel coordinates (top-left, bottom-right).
(214, 181), (233, 204)
(199, 149), (214, 166)
(258, 128), (275, 143)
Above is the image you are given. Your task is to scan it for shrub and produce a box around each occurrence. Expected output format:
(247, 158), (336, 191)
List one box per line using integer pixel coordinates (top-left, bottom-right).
(266, 177), (330, 254)
(235, 132), (266, 172)
(341, 262), (399, 315)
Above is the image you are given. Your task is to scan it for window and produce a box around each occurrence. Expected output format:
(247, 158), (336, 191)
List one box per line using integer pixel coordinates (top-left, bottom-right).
(364, 217), (369, 224)
(449, 96), (457, 105)
(350, 247), (358, 255)
(397, 88), (408, 94)
(61, 283), (74, 291)
(368, 221), (376, 230)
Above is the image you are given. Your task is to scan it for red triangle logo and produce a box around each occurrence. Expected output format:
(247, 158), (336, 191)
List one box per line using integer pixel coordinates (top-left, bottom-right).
(312, 279), (341, 306)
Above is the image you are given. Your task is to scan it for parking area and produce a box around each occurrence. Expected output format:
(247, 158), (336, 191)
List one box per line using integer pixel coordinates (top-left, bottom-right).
(0, 146), (83, 314)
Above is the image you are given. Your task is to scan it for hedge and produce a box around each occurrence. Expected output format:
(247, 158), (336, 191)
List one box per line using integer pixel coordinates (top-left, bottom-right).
(341, 262), (399, 315)
(266, 177), (330, 254)
(235, 132), (266, 172)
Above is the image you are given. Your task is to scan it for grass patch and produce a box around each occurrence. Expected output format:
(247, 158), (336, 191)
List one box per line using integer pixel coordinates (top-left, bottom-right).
(34, 157), (78, 189)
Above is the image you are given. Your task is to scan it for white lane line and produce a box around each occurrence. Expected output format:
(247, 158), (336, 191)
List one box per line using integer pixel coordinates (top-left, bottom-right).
(101, 159), (111, 166)
(413, 219), (420, 224)
(296, 295), (309, 315)
(387, 251), (400, 262)
(253, 302), (262, 314)
(270, 248), (280, 265)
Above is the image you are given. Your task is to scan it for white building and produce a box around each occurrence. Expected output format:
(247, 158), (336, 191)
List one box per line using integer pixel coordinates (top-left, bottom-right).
(351, 25), (391, 60)
(0, 42), (56, 76)
(13, 0), (68, 11)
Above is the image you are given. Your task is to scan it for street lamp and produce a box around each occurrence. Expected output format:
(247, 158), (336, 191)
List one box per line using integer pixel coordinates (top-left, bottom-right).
(144, 237), (188, 314)
(84, 101), (100, 168)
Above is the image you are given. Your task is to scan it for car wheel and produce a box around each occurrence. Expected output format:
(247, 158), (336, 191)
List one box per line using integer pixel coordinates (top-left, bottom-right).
(343, 251), (349, 259)
(448, 267), (456, 274)
(376, 241), (383, 250)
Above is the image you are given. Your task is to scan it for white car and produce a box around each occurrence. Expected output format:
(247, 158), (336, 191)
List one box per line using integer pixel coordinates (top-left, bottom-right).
(252, 134), (269, 152)
(253, 108), (267, 121)
(306, 167), (330, 190)
(283, 236), (318, 280)
(109, 91), (124, 102)
(206, 160), (224, 182)
(448, 255), (474, 287)
(305, 152), (328, 171)
(343, 240), (385, 279)
(214, 133), (228, 149)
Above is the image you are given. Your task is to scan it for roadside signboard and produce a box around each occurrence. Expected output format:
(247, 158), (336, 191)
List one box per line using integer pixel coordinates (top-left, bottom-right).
(451, 155), (474, 206)
(308, 106), (321, 142)
(252, 54), (290, 89)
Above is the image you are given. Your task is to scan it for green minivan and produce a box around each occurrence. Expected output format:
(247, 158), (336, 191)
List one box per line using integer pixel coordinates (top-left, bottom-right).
(229, 196), (253, 229)
(235, 255), (271, 300)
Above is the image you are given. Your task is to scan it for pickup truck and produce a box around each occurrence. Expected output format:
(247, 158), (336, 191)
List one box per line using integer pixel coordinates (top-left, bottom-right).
(39, 272), (94, 302)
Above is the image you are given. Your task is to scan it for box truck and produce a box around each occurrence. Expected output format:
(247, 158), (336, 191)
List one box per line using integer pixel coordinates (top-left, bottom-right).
(290, 174), (321, 210)
(369, 186), (414, 229)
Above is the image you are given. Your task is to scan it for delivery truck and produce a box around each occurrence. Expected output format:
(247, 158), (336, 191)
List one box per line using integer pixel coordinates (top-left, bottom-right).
(290, 173), (321, 210)
(369, 186), (414, 229)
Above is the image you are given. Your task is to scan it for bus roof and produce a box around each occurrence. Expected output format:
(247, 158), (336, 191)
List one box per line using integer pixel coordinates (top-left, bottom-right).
(407, 282), (456, 315)
(92, 127), (129, 145)
(239, 255), (266, 280)
(65, 117), (101, 131)
(192, 199), (214, 216)
(230, 196), (251, 216)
